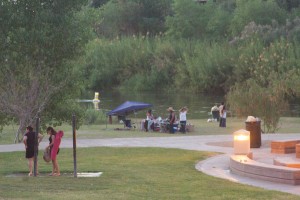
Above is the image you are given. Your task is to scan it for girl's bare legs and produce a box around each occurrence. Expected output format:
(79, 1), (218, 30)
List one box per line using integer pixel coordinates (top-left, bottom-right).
(50, 160), (55, 175)
(28, 158), (33, 176)
(50, 158), (60, 176)
(53, 159), (60, 176)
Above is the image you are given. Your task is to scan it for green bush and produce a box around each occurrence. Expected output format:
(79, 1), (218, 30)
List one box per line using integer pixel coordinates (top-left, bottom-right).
(84, 108), (107, 125)
(227, 39), (300, 133)
(230, 0), (287, 36)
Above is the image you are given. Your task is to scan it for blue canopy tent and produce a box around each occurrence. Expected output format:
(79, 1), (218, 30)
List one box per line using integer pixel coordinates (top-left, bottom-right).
(107, 101), (152, 116)
(107, 101), (152, 128)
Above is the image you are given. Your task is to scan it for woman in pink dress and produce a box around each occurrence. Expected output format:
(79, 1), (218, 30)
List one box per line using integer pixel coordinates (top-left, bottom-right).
(47, 126), (64, 176)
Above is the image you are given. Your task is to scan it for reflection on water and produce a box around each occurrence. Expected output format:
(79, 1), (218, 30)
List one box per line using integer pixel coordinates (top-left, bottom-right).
(81, 91), (224, 119)
(80, 91), (300, 119)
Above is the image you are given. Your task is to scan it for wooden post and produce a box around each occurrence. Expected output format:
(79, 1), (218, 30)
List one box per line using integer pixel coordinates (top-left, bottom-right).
(109, 115), (112, 124)
(72, 114), (77, 178)
(34, 117), (40, 177)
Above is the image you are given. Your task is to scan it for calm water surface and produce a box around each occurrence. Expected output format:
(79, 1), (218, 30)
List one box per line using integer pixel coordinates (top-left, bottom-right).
(82, 90), (300, 119)
(98, 91), (223, 119)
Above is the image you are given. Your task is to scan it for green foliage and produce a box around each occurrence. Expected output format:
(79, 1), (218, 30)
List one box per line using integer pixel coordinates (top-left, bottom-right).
(95, 0), (172, 38)
(0, 0), (91, 139)
(134, 0), (173, 34)
(229, 38), (265, 84)
(82, 37), (153, 90)
(174, 41), (238, 92)
(96, 0), (141, 38)
(84, 108), (107, 125)
(90, 0), (110, 8)
(56, 0), (300, 134)
(2, 0), (300, 136)
(230, 17), (300, 45)
(73, 5), (100, 40)
(227, 79), (286, 133)
(0, 114), (11, 133)
(206, 5), (232, 39)
(230, 0), (287, 36)
(217, 0), (237, 12)
(276, 0), (300, 11)
(166, 0), (215, 39)
(82, 36), (185, 91)
(227, 39), (300, 132)
(80, 0), (300, 95)
(285, 69), (300, 97)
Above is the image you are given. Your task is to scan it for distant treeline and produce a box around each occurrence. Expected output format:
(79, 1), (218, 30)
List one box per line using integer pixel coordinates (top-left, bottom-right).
(76, 0), (300, 132)
(77, 0), (300, 95)
(1, 0), (300, 135)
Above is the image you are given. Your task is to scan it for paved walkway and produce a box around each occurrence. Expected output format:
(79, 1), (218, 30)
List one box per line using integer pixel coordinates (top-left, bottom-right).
(1, 133), (300, 196)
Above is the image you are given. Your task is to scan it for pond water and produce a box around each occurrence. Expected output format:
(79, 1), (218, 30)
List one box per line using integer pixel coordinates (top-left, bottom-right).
(80, 90), (300, 119)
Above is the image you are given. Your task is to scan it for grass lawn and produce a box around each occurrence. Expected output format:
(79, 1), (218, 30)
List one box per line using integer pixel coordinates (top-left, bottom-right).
(0, 147), (299, 200)
(2, 117), (300, 144)
(0, 117), (300, 199)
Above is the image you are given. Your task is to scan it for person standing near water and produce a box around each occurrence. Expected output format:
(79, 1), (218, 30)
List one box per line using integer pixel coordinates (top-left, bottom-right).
(167, 107), (176, 133)
(219, 102), (224, 127)
(220, 105), (227, 127)
(145, 109), (153, 132)
(179, 106), (188, 133)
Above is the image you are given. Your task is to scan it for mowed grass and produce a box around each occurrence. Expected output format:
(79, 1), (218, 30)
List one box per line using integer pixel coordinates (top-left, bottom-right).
(0, 147), (299, 200)
(1, 117), (300, 144)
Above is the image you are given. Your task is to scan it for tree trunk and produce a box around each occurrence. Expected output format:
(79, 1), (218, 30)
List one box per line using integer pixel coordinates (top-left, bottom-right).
(14, 119), (27, 143)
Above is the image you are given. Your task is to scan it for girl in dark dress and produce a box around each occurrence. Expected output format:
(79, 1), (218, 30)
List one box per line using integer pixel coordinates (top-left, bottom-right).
(23, 126), (43, 176)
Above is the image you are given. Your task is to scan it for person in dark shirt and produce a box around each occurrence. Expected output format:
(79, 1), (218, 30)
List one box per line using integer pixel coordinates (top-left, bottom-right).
(167, 107), (176, 133)
(23, 126), (43, 176)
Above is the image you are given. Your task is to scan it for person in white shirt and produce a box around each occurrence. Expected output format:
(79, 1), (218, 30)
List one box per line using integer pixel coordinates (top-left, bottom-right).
(211, 104), (219, 121)
(219, 102), (224, 127)
(179, 106), (188, 133)
(219, 103), (227, 128)
(145, 109), (153, 132)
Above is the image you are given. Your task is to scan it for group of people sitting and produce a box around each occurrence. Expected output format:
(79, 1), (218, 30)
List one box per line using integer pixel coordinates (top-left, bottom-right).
(143, 106), (188, 134)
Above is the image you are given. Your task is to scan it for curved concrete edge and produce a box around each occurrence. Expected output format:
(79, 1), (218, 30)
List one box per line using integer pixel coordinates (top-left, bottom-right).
(196, 154), (237, 182)
(230, 155), (300, 185)
(196, 154), (300, 196)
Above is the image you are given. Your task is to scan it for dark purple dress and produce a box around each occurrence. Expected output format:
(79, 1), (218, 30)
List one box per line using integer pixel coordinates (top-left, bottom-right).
(25, 131), (35, 158)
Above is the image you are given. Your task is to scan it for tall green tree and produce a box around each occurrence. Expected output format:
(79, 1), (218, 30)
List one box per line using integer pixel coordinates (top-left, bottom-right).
(230, 0), (287, 35)
(227, 39), (300, 132)
(95, 0), (172, 38)
(90, 0), (110, 8)
(206, 5), (232, 39)
(0, 0), (90, 142)
(166, 0), (215, 39)
(134, 0), (173, 35)
(276, 0), (300, 11)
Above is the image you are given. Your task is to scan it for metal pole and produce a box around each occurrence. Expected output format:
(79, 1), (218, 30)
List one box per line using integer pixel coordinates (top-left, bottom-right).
(34, 117), (40, 177)
(106, 115), (108, 129)
(72, 114), (77, 178)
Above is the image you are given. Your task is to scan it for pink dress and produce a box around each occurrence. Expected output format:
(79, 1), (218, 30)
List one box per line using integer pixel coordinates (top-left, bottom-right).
(51, 130), (64, 160)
